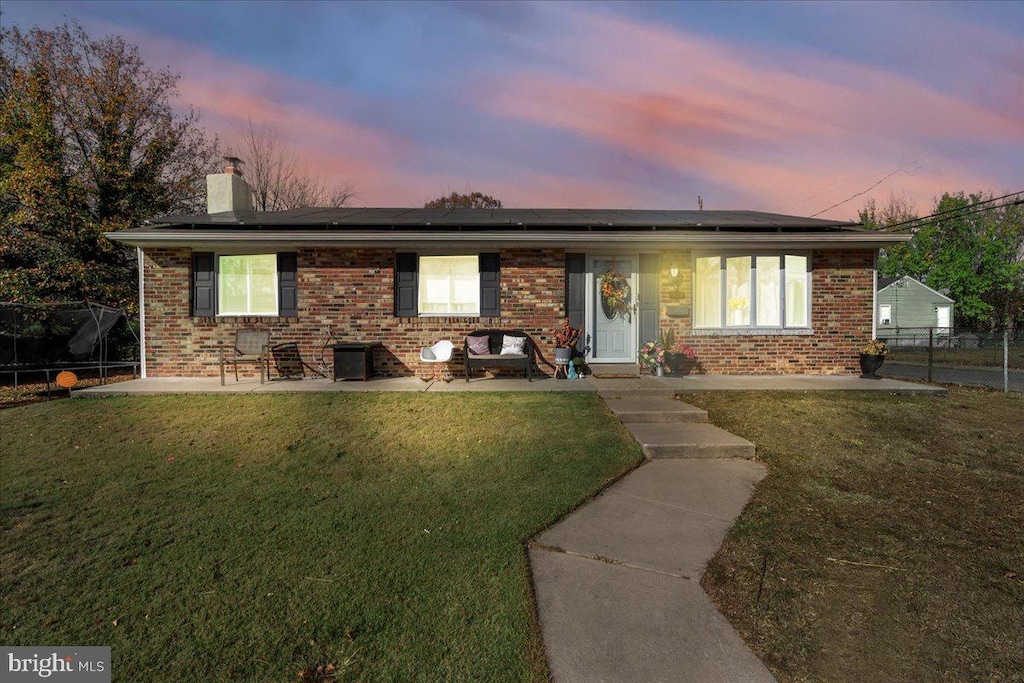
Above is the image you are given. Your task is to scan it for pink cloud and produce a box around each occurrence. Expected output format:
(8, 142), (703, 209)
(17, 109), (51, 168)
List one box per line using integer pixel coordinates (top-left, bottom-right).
(71, 11), (1023, 217)
(129, 25), (649, 208)
(479, 7), (1021, 218)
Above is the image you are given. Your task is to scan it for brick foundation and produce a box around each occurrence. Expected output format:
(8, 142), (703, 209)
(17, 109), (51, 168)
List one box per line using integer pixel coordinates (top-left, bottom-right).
(142, 247), (875, 378)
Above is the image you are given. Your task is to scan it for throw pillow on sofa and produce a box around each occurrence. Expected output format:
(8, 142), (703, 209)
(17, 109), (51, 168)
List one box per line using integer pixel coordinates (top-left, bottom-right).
(467, 336), (490, 355)
(500, 336), (526, 355)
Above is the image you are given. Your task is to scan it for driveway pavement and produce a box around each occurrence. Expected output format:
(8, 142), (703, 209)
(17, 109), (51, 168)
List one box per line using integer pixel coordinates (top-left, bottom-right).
(883, 362), (1022, 392)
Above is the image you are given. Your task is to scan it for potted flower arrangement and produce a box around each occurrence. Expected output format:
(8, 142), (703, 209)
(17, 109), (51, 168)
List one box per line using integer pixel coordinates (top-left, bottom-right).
(859, 339), (888, 379)
(638, 339), (668, 376)
(659, 329), (698, 375)
(553, 319), (583, 379)
(600, 265), (632, 320)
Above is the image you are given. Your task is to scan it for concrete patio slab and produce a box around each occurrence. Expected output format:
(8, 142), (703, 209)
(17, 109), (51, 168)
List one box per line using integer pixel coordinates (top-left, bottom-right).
(535, 460), (765, 577)
(423, 377), (595, 392)
(73, 375), (598, 397)
(660, 373), (946, 394)
(73, 373), (946, 397)
(604, 398), (708, 423)
(530, 550), (775, 683)
(73, 376), (428, 396)
(625, 422), (756, 459)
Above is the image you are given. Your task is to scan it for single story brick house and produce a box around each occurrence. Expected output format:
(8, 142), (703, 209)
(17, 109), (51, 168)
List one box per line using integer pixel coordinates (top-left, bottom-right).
(107, 167), (910, 379)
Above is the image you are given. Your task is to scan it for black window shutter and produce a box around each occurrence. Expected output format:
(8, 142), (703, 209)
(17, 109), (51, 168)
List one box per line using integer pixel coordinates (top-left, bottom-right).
(565, 253), (585, 350)
(277, 252), (298, 317)
(639, 253), (660, 346)
(191, 252), (216, 317)
(394, 252), (418, 317)
(479, 252), (500, 317)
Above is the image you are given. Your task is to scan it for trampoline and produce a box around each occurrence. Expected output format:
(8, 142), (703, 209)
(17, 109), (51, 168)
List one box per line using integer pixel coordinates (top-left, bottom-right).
(0, 301), (140, 393)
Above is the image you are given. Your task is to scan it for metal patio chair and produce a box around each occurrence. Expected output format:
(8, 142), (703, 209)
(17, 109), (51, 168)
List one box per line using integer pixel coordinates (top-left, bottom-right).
(220, 329), (270, 385)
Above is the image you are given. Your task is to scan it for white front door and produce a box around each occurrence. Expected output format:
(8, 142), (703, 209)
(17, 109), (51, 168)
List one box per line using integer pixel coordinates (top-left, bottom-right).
(589, 256), (637, 363)
(937, 305), (951, 330)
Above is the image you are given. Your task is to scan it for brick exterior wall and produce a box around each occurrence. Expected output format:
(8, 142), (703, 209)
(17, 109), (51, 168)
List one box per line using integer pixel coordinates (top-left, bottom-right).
(142, 247), (568, 379)
(141, 246), (875, 378)
(655, 249), (874, 375)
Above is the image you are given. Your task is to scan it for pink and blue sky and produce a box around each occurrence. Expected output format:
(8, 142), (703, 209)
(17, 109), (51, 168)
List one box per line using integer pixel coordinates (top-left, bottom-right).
(3, 1), (1022, 219)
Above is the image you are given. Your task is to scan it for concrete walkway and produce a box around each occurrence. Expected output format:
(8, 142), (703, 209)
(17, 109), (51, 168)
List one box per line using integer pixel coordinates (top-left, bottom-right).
(529, 379), (776, 682)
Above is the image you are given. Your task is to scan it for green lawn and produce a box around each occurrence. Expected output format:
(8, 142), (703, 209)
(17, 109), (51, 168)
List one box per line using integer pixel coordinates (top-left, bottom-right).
(687, 389), (1024, 683)
(0, 393), (642, 682)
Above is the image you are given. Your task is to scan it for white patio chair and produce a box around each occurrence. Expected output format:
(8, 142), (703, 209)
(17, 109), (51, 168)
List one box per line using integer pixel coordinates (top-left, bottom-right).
(420, 340), (455, 382)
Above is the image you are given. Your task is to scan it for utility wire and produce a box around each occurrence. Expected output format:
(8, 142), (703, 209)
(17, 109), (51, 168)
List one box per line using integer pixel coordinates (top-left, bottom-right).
(896, 200), (1024, 233)
(808, 167), (910, 218)
(880, 191), (1023, 232)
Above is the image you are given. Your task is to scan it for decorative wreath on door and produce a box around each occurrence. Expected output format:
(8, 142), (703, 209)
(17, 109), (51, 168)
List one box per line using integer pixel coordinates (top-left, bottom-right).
(600, 264), (632, 321)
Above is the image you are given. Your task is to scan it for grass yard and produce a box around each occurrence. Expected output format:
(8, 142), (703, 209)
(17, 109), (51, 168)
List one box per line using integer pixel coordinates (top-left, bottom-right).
(687, 389), (1024, 683)
(0, 393), (641, 682)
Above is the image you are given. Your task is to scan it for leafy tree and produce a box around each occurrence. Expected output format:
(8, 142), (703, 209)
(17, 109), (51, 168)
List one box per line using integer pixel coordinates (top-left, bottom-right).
(860, 192), (1024, 331)
(858, 195), (920, 278)
(1, 22), (218, 310)
(424, 191), (503, 209)
(233, 120), (355, 211)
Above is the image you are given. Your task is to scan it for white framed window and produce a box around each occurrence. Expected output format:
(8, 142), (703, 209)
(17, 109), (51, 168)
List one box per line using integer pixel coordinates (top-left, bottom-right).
(879, 304), (892, 325)
(693, 253), (810, 329)
(217, 254), (278, 315)
(418, 255), (480, 316)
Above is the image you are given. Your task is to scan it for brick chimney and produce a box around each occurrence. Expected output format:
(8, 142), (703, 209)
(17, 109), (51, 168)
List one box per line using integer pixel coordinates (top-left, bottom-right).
(206, 156), (253, 213)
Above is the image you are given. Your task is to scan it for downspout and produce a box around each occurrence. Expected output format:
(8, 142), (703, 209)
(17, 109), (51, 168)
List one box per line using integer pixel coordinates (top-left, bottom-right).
(871, 250), (877, 339)
(137, 247), (147, 378)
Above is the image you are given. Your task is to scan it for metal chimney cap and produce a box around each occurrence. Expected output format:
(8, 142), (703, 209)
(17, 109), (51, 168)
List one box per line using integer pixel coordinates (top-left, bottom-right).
(223, 156), (245, 175)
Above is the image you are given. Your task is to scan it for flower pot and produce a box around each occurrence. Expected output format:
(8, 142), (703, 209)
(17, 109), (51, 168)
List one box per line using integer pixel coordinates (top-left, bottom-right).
(655, 365), (664, 377)
(664, 352), (694, 375)
(859, 353), (885, 379)
(553, 347), (571, 379)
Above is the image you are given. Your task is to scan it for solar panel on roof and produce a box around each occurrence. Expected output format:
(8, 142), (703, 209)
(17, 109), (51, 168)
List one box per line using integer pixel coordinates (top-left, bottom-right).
(146, 206), (859, 230)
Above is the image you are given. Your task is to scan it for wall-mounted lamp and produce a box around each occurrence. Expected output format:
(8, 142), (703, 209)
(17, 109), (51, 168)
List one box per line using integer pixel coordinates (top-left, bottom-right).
(668, 262), (683, 300)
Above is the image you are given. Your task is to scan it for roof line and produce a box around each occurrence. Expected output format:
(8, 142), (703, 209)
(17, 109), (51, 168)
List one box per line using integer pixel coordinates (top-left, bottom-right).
(878, 275), (955, 302)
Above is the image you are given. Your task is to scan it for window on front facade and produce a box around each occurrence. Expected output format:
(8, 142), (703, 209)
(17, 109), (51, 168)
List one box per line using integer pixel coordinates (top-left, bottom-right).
(217, 254), (278, 315)
(693, 253), (810, 329)
(418, 255), (480, 316)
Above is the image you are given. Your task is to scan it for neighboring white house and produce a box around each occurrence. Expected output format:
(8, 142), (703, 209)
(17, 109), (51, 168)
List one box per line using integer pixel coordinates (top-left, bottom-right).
(876, 276), (955, 337)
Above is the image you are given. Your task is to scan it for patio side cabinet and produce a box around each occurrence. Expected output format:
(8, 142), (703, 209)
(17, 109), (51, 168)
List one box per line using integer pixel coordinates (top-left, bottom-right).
(331, 342), (384, 381)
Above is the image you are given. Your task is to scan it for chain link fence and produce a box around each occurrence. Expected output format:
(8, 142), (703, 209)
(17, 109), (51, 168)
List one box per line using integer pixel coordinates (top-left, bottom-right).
(878, 328), (1023, 393)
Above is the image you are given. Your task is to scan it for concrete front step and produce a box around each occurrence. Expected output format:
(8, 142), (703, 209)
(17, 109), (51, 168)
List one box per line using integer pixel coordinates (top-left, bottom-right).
(624, 422), (756, 459)
(588, 377), (675, 400)
(605, 398), (708, 424)
(589, 363), (640, 378)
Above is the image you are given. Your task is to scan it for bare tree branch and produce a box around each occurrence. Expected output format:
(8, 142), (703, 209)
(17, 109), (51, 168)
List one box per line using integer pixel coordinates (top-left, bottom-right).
(232, 120), (356, 210)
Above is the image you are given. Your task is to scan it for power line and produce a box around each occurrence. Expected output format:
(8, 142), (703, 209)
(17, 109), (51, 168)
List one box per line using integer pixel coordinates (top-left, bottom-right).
(880, 191), (1023, 232)
(808, 167), (911, 218)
